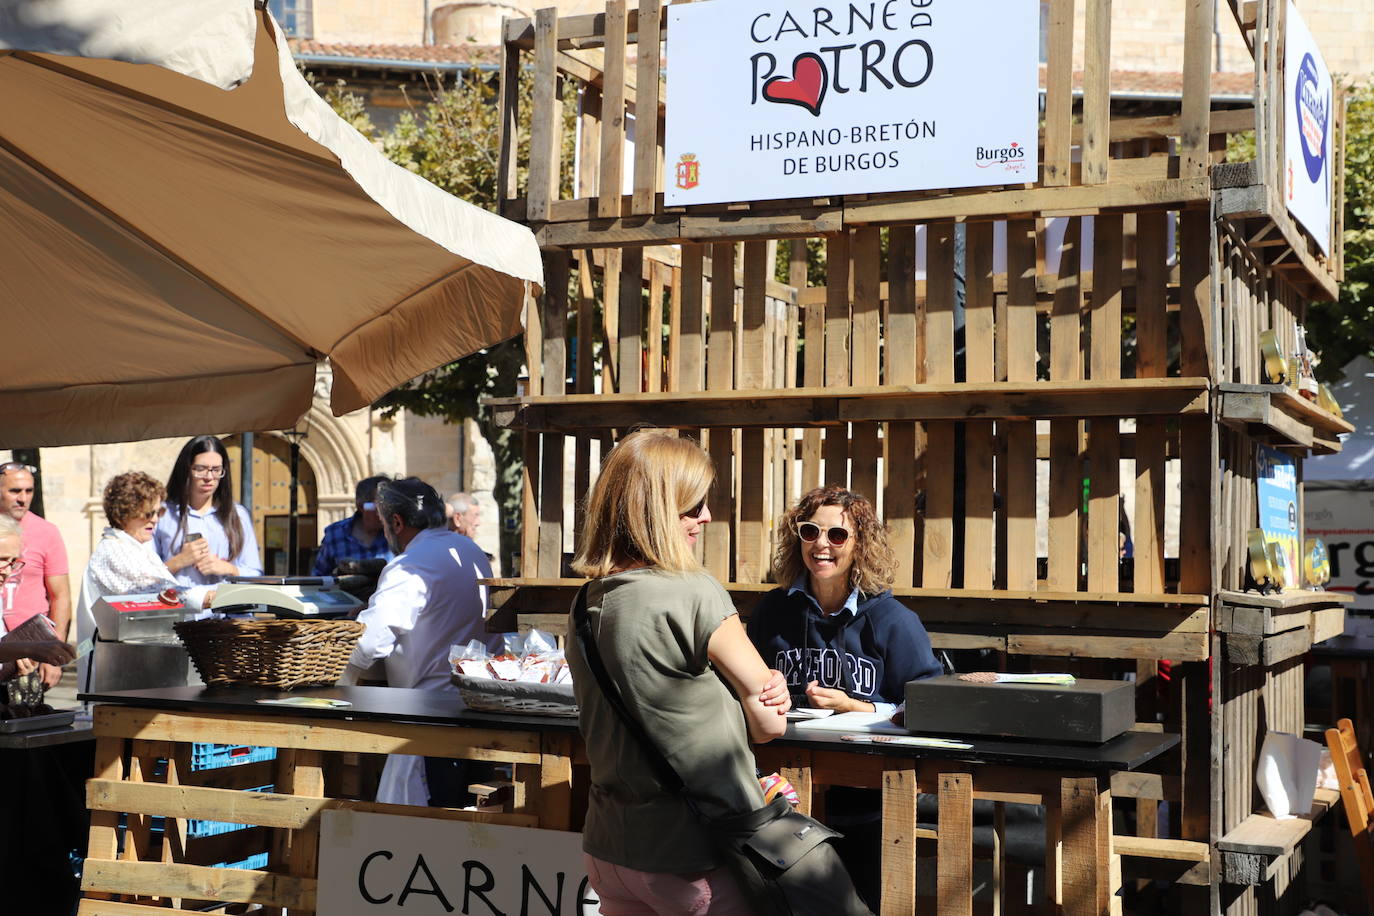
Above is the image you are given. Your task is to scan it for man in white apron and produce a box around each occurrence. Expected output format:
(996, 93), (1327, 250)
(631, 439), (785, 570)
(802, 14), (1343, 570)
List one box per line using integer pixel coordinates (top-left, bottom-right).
(340, 477), (501, 806)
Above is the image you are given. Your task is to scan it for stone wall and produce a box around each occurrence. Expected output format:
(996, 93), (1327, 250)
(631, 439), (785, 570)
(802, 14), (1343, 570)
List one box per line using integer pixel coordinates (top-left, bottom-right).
(306, 0), (1374, 80)
(1084, 0), (1372, 78)
(311, 0), (428, 45)
(403, 413), (503, 570)
(14, 370), (410, 583)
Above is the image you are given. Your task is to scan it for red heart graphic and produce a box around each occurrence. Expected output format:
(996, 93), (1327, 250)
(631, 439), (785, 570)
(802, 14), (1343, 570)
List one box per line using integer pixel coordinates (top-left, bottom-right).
(762, 53), (827, 117)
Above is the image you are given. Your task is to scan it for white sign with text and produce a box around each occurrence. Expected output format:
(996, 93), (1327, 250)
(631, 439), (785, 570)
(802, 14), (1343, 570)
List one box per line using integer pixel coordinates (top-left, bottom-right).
(1305, 485), (1374, 612)
(317, 810), (601, 916)
(1284, 0), (1334, 254)
(663, 0), (1039, 205)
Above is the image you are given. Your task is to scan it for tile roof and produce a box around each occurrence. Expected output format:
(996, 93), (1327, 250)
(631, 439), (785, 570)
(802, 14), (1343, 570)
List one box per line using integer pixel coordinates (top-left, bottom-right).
(289, 38), (501, 68)
(1048, 66), (1255, 100)
(289, 40), (1256, 100)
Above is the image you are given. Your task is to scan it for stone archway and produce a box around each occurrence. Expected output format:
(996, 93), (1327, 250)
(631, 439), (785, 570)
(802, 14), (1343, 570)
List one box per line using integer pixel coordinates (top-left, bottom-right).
(297, 401), (371, 529)
(233, 365), (404, 554)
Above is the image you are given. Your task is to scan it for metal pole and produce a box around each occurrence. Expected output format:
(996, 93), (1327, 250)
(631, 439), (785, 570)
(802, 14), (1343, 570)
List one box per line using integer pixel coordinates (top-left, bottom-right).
(288, 436), (300, 576)
(239, 432), (254, 517)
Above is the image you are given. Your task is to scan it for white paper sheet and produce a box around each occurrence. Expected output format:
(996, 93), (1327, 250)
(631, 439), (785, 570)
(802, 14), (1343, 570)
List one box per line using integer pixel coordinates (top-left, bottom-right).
(793, 710), (907, 734)
(1255, 730), (1323, 819)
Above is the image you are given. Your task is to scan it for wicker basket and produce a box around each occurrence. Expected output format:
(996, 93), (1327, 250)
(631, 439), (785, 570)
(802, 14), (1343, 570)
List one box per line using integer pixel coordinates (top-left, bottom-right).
(174, 618), (364, 690)
(451, 674), (579, 717)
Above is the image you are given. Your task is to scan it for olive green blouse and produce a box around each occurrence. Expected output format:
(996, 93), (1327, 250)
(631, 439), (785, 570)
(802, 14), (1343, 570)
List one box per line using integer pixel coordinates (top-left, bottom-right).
(567, 568), (764, 873)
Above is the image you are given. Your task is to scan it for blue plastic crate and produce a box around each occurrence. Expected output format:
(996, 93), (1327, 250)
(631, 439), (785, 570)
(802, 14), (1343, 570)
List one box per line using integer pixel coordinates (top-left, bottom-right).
(187, 786), (274, 838)
(190, 742), (277, 771)
(213, 852), (269, 871)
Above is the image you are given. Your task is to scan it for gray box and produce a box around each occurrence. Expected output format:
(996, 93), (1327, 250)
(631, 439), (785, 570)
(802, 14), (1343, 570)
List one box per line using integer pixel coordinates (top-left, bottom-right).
(904, 675), (1136, 744)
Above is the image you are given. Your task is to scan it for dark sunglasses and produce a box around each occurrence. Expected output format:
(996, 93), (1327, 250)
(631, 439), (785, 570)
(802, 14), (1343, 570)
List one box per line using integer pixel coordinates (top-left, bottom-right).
(680, 497), (708, 519)
(796, 522), (852, 547)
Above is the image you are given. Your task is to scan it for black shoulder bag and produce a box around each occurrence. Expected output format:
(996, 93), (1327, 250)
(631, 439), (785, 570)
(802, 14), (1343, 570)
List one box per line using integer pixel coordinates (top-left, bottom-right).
(573, 584), (872, 916)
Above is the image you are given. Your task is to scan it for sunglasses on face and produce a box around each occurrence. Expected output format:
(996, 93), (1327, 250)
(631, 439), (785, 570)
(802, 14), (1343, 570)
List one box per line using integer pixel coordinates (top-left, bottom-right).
(796, 522), (852, 547)
(680, 497), (708, 520)
(139, 506), (167, 521)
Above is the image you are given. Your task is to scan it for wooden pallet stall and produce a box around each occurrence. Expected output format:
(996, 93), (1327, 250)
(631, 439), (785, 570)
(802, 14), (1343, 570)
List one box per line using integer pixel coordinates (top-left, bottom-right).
(488, 1), (1352, 912)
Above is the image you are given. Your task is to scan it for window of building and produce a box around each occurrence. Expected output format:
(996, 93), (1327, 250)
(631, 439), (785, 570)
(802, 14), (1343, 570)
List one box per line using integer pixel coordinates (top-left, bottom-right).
(269, 0), (312, 39)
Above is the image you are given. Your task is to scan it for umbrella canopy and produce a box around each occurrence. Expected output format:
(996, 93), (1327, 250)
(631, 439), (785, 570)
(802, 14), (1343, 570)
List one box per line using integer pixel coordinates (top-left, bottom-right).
(0, 0), (542, 447)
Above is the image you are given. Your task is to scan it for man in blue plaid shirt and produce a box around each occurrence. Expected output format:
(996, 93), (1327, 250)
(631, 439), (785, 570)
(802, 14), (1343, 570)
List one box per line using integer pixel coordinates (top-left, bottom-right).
(312, 475), (393, 576)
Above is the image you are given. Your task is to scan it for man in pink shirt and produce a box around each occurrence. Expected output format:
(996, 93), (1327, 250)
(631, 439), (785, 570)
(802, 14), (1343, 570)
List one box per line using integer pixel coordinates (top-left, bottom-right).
(0, 462), (71, 687)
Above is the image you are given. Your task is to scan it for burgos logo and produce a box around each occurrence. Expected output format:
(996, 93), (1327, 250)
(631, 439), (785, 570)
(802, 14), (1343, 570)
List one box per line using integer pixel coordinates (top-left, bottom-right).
(975, 141), (1026, 172)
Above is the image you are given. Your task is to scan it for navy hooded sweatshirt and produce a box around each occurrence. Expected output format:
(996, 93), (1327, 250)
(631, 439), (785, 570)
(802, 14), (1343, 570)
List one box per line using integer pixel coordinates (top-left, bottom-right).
(746, 581), (943, 709)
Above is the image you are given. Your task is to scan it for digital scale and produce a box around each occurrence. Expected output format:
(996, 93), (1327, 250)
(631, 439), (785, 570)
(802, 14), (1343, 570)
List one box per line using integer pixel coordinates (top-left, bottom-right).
(88, 591), (197, 693)
(210, 576), (364, 618)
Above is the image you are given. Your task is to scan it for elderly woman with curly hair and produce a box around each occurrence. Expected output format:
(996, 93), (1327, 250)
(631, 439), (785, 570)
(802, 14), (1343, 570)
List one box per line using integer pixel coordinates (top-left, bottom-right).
(747, 485), (942, 910)
(75, 472), (214, 689)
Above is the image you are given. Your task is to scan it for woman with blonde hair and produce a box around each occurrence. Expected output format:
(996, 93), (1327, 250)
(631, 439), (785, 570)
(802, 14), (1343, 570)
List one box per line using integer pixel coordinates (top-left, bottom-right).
(567, 429), (790, 915)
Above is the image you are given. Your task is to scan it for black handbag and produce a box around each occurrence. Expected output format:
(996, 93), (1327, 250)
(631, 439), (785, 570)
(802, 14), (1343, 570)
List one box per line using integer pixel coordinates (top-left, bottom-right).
(573, 585), (872, 916)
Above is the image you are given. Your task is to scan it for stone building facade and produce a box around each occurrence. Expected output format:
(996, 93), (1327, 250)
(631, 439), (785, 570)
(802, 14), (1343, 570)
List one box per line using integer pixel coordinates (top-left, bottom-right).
(12, 367), (499, 583)
(285, 0), (1373, 78)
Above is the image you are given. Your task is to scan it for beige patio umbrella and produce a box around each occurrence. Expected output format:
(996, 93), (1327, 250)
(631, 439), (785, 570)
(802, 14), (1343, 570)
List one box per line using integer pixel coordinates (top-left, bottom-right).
(0, 0), (542, 447)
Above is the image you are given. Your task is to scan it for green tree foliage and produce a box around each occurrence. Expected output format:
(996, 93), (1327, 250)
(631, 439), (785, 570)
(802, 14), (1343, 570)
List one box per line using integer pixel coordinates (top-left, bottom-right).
(320, 70), (574, 571)
(1309, 83), (1374, 381)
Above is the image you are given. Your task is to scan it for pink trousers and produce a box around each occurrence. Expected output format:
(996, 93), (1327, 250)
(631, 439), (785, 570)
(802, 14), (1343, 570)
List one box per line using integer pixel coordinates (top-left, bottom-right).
(584, 854), (755, 916)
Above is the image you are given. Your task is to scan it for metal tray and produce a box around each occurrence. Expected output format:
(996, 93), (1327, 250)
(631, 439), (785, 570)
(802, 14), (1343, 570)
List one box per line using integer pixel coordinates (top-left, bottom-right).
(0, 709), (77, 733)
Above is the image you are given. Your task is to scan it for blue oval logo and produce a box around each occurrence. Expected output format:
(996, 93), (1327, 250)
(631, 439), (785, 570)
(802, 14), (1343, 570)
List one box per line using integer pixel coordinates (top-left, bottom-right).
(1294, 53), (1328, 184)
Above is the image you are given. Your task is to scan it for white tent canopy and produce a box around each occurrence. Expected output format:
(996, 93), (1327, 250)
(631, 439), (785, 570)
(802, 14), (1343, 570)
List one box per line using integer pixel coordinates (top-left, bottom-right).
(1305, 355), (1374, 481)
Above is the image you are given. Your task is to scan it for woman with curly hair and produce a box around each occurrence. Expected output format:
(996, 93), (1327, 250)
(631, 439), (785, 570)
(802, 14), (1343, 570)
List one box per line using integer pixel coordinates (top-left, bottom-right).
(748, 485), (941, 714)
(75, 472), (215, 689)
(747, 485), (941, 909)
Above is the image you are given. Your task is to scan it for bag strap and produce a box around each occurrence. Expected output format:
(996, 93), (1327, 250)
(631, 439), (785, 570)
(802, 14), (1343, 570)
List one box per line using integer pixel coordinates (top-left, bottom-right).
(572, 582), (694, 801)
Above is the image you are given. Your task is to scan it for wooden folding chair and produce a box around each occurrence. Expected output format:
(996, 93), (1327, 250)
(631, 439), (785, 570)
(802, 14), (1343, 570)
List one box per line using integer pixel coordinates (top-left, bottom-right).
(1325, 717), (1374, 905)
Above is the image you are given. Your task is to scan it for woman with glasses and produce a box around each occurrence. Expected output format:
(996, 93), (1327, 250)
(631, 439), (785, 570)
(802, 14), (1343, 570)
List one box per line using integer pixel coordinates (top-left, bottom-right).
(0, 515), (74, 672)
(748, 485), (941, 713)
(154, 436), (261, 586)
(567, 429), (790, 914)
(746, 485), (941, 910)
(76, 472), (217, 689)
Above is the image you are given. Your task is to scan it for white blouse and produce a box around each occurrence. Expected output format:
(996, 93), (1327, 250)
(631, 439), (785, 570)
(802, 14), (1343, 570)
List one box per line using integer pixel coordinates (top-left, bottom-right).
(86, 527), (179, 598)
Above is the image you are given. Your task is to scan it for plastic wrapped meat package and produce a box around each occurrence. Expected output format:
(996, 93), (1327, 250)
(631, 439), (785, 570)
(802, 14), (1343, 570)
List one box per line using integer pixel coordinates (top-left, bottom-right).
(448, 629), (572, 686)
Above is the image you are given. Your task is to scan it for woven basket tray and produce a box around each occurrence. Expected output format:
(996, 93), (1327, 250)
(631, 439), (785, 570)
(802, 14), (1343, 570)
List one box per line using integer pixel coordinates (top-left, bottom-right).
(174, 618), (364, 690)
(451, 674), (578, 717)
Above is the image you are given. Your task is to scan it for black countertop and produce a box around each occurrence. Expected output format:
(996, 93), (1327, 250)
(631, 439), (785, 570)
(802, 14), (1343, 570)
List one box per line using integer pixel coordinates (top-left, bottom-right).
(82, 685), (1177, 772)
(80, 685), (579, 733)
(0, 717), (95, 751)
